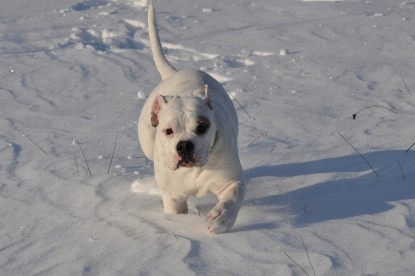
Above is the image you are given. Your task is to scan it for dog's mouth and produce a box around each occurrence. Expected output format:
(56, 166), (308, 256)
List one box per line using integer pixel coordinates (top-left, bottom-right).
(168, 155), (201, 171)
(176, 159), (200, 169)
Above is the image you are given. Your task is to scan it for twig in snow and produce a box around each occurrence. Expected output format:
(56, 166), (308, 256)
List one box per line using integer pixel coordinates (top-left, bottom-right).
(406, 141), (415, 152)
(248, 130), (268, 146)
(197, 206), (201, 217)
(352, 105), (397, 120)
(397, 160), (405, 181)
(107, 131), (119, 174)
(77, 140), (91, 176)
(284, 252), (310, 276)
(401, 76), (412, 95)
(300, 235), (317, 276)
(21, 132), (48, 155)
(337, 131), (379, 178)
(228, 93), (254, 120)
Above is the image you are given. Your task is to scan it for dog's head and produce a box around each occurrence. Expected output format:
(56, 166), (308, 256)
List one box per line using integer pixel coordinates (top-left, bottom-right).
(151, 85), (217, 170)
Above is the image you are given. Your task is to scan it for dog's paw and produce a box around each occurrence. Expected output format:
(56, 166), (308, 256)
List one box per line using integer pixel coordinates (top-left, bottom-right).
(205, 203), (237, 234)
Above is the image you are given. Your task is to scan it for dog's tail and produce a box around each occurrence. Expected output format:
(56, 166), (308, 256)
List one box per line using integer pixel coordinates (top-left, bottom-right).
(148, 1), (177, 80)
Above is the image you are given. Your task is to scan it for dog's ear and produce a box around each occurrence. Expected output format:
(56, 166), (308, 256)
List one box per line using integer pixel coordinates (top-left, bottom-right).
(200, 84), (212, 110)
(151, 95), (168, 127)
(151, 111), (159, 127)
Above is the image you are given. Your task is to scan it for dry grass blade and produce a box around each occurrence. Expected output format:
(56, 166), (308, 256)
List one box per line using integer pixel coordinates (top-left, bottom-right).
(300, 235), (317, 276)
(107, 131), (119, 174)
(352, 105), (397, 120)
(75, 156), (80, 176)
(401, 76), (412, 95)
(406, 141), (415, 152)
(228, 93), (254, 120)
(21, 132), (48, 155)
(337, 131), (379, 178)
(77, 140), (92, 176)
(397, 160), (405, 181)
(284, 252), (310, 276)
(248, 130), (268, 146)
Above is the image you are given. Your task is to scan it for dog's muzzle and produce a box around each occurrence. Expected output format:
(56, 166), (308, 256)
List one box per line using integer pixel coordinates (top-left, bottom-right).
(176, 140), (197, 168)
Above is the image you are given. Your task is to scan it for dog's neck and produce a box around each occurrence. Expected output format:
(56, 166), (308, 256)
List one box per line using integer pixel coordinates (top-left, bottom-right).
(209, 131), (218, 154)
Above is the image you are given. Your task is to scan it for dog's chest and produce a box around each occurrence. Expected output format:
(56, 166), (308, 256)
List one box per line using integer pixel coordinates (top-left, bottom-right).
(154, 166), (212, 197)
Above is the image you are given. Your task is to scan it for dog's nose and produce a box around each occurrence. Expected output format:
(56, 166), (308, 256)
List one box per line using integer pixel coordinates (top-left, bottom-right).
(176, 140), (194, 156)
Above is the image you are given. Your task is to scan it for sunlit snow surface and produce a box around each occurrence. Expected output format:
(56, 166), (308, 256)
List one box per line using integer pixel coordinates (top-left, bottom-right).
(1, 0), (415, 275)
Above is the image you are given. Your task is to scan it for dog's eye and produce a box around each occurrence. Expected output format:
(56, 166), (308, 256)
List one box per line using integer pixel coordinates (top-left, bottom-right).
(196, 120), (210, 135)
(164, 128), (174, 136)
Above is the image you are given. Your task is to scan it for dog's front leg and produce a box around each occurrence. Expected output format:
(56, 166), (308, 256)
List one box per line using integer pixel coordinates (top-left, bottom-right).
(206, 180), (245, 234)
(162, 194), (188, 214)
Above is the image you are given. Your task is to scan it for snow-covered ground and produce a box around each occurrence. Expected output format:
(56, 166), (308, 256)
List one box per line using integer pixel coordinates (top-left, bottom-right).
(1, 0), (415, 275)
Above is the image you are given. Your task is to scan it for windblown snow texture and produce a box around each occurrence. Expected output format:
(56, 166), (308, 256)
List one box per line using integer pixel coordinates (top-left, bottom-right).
(1, 0), (415, 275)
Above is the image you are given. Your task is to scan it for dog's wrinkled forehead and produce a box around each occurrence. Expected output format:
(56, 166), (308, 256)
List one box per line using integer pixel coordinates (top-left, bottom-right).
(173, 95), (209, 111)
(165, 84), (212, 112)
(163, 96), (212, 125)
(151, 85), (213, 129)
(160, 94), (209, 114)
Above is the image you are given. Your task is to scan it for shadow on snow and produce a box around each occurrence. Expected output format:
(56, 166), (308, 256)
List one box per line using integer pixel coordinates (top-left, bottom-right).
(243, 150), (415, 228)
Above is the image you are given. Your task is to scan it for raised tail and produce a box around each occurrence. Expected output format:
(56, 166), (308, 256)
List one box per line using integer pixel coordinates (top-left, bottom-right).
(148, 1), (177, 80)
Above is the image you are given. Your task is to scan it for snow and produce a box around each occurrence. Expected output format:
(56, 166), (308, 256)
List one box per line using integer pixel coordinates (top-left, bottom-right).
(1, 0), (415, 275)
(280, 49), (290, 56)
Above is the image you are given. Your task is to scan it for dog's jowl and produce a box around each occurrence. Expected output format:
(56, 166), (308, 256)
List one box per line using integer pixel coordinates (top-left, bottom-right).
(138, 1), (245, 234)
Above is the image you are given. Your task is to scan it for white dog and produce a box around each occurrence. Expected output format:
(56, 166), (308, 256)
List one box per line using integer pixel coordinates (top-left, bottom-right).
(138, 1), (245, 234)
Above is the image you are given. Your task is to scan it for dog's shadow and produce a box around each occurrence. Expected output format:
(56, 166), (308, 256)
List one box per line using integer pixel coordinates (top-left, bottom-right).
(238, 150), (415, 232)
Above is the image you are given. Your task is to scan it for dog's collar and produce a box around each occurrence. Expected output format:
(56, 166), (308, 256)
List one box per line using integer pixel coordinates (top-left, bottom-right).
(209, 131), (218, 154)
